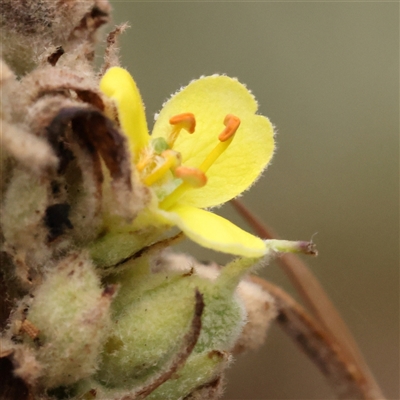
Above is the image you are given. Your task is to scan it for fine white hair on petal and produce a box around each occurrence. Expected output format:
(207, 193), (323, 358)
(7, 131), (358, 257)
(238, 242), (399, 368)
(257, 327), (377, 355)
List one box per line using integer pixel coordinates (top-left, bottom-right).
(156, 74), (262, 125)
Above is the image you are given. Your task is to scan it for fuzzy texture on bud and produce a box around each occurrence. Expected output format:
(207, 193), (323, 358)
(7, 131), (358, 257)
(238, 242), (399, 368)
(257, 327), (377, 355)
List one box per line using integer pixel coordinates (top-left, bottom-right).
(96, 256), (244, 393)
(26, 252), (113, 388)
(157, 253), (277, 354)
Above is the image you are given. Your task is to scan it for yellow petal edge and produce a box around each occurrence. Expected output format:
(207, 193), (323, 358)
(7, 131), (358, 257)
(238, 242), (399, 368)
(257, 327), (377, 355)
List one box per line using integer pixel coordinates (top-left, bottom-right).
(100, 67), (150, 159)
(159, 204), (267, 257)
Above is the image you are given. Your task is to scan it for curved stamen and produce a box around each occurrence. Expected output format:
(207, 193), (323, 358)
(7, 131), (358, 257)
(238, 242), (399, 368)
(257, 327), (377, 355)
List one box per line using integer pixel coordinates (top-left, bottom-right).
(168, 113), (196, 147)
(174, 166), (207, 188)
(219, 114), (241, 142)
(199, 114), (241, 173)
(159, 167), (207, 210)
(143, 150), (181, 186)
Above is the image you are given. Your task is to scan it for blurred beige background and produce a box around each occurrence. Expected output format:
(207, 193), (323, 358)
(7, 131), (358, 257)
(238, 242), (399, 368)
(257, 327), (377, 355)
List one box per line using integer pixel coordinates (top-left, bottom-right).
(108, 2), (398, 399)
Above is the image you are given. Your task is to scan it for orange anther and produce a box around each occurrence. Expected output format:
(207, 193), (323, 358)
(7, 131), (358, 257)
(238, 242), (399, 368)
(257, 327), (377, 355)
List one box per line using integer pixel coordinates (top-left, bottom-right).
(218, 114), (241, 142)
(169, 113), (196, 134)
(174, 166), (207, 188)
(161, 149), (181, 170)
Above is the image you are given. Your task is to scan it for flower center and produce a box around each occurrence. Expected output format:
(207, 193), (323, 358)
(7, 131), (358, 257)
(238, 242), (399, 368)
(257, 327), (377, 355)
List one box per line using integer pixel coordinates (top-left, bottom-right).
(137, 113), (240, 209)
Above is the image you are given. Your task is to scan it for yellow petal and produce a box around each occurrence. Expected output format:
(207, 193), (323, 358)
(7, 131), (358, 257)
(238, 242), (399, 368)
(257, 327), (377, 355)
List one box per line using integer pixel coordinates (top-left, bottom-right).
(159, 203), (266, 257)
(152, 75), (275, 208)
(100, 67), (150, 159)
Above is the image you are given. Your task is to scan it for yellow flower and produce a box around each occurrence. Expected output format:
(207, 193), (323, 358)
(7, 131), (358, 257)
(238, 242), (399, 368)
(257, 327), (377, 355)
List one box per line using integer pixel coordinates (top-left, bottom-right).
(100, 67), (275, 257)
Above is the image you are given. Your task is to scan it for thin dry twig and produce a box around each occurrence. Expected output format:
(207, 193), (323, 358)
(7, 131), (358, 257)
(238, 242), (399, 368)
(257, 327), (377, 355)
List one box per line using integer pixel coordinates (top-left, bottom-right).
(100, 23), (130, 76)
(250, 277), (384, 400)
(231, 199), (385, 399)
(115, 232), (185, 268)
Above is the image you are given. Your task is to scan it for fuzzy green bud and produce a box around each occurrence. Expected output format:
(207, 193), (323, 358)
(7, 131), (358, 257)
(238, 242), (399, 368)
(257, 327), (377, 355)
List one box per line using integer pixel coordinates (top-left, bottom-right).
(26, 252), (113, 388)
(95, 256), (246, 398)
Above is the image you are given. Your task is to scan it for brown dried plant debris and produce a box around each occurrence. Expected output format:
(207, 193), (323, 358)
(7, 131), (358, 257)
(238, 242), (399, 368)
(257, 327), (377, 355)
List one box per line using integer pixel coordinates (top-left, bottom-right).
(100, 23), (131, 76)
(0, 0), (111, 75)
(183, 375), (225, 400)
(1, 100), (140, 288)
(0, 60), (57, 187)
(0, 42), (143, 287)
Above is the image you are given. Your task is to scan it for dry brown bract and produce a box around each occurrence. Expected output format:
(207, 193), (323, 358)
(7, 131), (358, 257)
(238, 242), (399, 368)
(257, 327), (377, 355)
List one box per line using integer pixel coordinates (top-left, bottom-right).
(0, 2), (133, 397)
(0, 0), (142, 290)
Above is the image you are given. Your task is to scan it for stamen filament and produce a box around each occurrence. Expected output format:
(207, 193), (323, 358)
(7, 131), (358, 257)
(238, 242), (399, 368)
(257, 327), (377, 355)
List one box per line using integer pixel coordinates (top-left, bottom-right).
(159, 182), (191, 210)
(199, 114), (240, 173)
(143, 150), (180, 186)
(199, 137), (233, 173)
(160, 167), (207, 210)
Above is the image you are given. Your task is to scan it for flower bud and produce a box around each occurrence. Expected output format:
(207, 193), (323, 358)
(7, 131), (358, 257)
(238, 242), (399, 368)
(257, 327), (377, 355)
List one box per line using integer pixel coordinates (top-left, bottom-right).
(26, 252), (112, 388)
(95, 256), (246, 398)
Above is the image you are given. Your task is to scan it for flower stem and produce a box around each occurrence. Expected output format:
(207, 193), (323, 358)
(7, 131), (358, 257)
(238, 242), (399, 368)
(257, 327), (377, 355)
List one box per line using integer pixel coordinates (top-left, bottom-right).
(217, 239), (316, 293)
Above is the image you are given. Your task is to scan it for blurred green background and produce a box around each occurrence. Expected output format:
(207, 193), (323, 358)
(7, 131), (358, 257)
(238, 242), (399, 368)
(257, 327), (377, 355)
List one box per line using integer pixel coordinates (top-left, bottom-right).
(107, 2), (398, 399)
